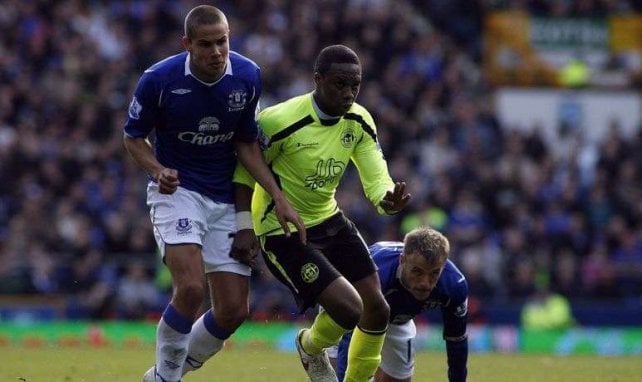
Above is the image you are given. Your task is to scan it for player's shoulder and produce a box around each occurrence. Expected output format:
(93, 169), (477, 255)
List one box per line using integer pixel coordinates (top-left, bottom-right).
(370, 241), (403, 284)
(369, 241), (404, 255)
(229, 51), (260, 79)
(441, 260), (465, 280)
(369, 241), (403, 264)
(144, 52), (187, 77)
(138, 52), (187, 88)
(346, 101), (370, 116)
(259, 94), (312, 133)
(439, 260), (468, 295)
(344, 102), (376, 132)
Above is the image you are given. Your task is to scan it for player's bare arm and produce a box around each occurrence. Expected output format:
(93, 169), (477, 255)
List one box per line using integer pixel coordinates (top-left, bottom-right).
(123, 135), (180, 194)
(231, 182), (259, 267)
(379, 181), (411, 214)
(234, 140), (307, 243)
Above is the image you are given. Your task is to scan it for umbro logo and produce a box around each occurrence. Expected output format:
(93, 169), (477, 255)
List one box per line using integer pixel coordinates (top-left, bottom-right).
(171, 88), (192, 94)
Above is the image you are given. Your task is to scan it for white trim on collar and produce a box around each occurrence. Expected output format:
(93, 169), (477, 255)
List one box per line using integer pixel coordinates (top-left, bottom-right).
(184, 53), (233, 86)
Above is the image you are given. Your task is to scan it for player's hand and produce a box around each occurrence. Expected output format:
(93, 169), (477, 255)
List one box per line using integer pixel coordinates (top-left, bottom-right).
(156, 168), (180, 194)
(379, 181), (411, 214)
(230, 229), (259, 267)
(274, 198), (307, 244)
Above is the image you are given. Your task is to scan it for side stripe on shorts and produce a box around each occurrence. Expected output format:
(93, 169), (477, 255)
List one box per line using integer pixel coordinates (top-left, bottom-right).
(260, 236), (299, 294)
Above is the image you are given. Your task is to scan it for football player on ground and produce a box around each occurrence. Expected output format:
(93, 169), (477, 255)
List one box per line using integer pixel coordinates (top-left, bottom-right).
(332, 227), (468, 382)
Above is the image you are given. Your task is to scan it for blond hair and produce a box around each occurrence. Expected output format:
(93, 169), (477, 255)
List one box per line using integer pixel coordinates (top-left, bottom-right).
(403, 226), (450, 266)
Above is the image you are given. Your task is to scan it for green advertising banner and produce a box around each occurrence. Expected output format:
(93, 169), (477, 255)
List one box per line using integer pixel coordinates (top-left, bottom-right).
(0, 322), (641, 355)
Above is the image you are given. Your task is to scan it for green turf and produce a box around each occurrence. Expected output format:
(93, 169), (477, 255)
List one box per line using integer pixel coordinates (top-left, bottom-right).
(1, 346), (640, 381)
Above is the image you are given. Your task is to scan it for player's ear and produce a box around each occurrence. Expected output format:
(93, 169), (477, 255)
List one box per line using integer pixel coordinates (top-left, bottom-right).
(181, 36), (191, 51)
(313, 71), (322, 87)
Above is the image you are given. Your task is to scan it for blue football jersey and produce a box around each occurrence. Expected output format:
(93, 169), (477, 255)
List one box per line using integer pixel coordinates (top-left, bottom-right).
(124, 51), (261, 203)
(336, 242), (469, 381)
(371, 241), (468, 338)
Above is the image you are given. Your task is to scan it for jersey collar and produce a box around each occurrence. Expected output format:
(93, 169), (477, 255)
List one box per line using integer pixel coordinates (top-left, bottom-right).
(310, 93), (341, 126)
(184, 53), (233, 86)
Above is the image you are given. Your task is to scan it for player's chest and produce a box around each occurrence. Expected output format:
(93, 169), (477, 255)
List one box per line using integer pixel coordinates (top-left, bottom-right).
(280, 124), (358, 164)
(161, 85), (252, 131)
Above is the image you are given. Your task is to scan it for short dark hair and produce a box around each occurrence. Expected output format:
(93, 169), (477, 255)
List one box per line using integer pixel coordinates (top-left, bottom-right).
(314, 45), (361, 75)
(403, 227), (450, 267)
(184, 5), (227, 40)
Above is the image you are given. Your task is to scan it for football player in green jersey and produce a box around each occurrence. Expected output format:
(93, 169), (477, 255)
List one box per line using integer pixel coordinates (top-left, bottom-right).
(234, 44), (411, 382)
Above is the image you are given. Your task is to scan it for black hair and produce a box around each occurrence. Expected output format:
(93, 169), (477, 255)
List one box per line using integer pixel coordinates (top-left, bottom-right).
(184, 5), (227, 40)
(313, 45), (361, 74)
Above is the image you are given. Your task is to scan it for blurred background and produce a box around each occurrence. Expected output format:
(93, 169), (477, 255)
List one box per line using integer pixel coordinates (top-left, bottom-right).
(0, 0), (641, 355)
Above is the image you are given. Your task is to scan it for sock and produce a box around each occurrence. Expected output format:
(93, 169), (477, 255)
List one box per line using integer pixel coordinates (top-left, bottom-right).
(343, 326), (387, 382)
(155, 304), (192, 382)
(182, 309), (231, 376)
(301, 310), (349, 355)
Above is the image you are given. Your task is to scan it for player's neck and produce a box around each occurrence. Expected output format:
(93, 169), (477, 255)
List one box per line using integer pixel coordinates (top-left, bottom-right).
(311, 93), (341, 125)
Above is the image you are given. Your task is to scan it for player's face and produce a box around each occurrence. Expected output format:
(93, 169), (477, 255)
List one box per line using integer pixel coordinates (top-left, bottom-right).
(399, 252), (445, 300)
(183, 22), (229, 82)
(314, 63), (361, 116)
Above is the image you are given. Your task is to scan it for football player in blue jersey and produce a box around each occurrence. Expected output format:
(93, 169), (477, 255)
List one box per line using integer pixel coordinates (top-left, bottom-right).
(332, 227), (468, 382)
(123, 5), (305, 382)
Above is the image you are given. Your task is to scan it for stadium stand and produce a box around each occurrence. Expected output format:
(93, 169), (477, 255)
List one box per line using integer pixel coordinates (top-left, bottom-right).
(0, 0), (640, 324)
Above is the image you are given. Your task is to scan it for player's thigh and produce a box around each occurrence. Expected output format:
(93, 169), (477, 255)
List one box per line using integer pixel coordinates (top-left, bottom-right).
(165, 243), (205, 285)
(324, 217), (383, 321)
(260, 233), (342, 311)
(147, 184), (208, 282)
(202, 201), (251, 276)
(378, 322), (416, 381)
(324, 214), (377, 284)
(147, 183), (207, 258)
(206, 271), (250, 312)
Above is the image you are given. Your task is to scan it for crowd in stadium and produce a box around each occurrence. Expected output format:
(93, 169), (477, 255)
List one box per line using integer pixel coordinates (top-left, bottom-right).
(0, 0), (641, 320)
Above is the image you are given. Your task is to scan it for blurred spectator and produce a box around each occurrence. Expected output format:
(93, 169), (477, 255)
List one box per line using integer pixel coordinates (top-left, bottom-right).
(116, 261), (163, 319)
(60, 249), (118, 319)
(521, 286), (576, 330)
(0, 0), (640, 322)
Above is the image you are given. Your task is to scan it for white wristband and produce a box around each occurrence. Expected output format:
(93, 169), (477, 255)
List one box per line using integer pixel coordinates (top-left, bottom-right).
(236, 211), (253, 231)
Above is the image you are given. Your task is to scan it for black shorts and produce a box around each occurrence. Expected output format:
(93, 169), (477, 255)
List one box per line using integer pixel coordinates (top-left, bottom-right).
(259, 212), (377, 312)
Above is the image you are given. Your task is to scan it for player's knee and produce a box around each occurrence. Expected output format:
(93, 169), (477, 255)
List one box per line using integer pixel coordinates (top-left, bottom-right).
(333, 298), (363, 329)
(364, 294), (390, 329)
(175, 281), (206, 310)
(215, 304), (249, 330)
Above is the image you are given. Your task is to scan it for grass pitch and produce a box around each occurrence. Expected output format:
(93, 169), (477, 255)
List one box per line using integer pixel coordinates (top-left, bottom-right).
(1, 345), (640, 381)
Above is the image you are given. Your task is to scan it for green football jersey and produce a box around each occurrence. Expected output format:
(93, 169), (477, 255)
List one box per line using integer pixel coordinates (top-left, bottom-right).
(234, 92), (395, 236)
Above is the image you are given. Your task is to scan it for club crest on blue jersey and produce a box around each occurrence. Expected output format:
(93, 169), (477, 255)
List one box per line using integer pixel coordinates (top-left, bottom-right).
(228, 89), (248, 111)
(128, 96), (142, 120)
(176, 218), (193, 234)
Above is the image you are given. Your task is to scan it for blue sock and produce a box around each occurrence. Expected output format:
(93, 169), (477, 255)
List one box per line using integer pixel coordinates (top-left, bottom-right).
(203, 309), (233, 340)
